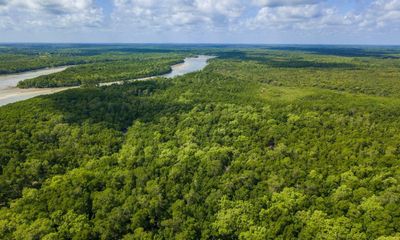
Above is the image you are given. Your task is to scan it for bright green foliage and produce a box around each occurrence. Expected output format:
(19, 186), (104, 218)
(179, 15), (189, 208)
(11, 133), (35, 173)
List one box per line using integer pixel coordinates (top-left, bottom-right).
(1, 46), (400, 239)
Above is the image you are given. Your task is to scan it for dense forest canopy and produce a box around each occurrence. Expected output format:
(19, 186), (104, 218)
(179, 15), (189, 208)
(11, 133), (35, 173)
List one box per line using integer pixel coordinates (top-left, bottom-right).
(17, 55), (185, 88)
(1, 45), (400, 239)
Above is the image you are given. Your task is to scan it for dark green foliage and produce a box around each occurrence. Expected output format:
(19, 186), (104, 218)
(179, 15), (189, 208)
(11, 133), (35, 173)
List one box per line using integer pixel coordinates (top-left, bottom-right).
(16, 55), (184, 88)
(0, 44), (187, 75)
(1, 46), (400, 239)
(267, 45), (400, 58)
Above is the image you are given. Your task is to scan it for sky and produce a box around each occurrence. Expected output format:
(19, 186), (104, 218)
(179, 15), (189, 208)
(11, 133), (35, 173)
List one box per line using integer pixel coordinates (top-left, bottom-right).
(0, 0), (400, 44)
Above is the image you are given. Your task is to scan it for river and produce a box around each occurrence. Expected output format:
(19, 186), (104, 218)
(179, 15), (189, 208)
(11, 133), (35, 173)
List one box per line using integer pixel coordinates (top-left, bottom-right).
(0, 55), (214, 107)
(163, 55), (214, 78)
(100, 55), (214, 86)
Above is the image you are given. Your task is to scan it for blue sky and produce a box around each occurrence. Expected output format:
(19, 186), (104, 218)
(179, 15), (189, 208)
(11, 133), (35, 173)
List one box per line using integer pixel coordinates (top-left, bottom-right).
(0, 0), (400, 44)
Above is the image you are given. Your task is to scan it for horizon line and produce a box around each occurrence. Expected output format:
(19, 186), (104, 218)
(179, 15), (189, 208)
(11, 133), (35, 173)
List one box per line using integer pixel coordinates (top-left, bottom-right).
(1, 42), (400, 47)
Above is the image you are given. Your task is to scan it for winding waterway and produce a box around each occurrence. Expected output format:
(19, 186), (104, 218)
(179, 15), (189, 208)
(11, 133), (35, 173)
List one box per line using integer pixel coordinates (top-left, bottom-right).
(163, 55), (214, 78)
(0, 55), (214, 107)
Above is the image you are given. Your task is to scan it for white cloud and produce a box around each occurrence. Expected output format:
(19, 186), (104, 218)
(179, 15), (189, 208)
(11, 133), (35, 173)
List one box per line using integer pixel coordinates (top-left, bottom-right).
(112, 0), (245, 31)
(371, 0), (400, 25)
(380, 0), (400, 10)
(13, 0), (95, 15)
(347, 0), (400, 30)
(246, 4), (323, 29)
(0, 0), (103, 29)
(1, 0), (400, 42)
(194, 0), (244, 18)
(0, 15), (11, 29)
(110, 0), (362, 33)
(252, 0), (320, 7)
(243, 0), (369, 31)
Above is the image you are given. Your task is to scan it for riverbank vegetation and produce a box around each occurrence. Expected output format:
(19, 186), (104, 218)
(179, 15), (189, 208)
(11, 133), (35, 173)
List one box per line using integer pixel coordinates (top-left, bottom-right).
(1, 45), (400, 239)
(17, 55), (184, 88)
(0, 44), (187, 75)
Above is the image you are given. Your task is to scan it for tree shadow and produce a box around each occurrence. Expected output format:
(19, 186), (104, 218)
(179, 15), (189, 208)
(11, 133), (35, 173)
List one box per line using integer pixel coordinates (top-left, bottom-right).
(214, 50), (357, 69)
(44, 79), (194, 132)
(267, 46), (400, 58)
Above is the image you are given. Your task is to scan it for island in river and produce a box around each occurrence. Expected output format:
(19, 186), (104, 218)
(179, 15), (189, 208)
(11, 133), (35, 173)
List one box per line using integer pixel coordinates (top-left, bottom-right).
(0, 55), (214, 107)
